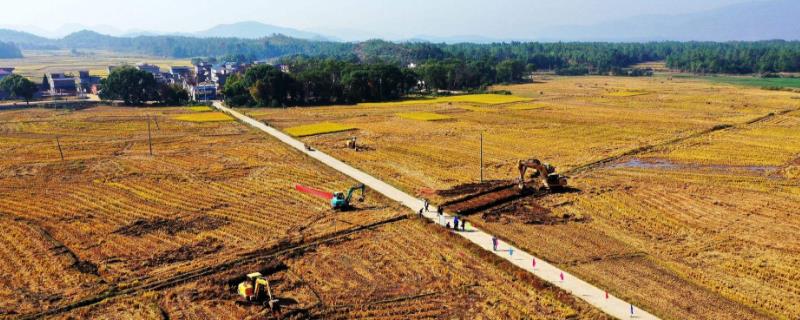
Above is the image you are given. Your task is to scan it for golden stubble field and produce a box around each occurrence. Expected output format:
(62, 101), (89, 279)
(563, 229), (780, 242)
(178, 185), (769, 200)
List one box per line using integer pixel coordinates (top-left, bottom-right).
(0, 50), (191, 79)
(0, 106), (604, 319)
(249, 76), (800, 319)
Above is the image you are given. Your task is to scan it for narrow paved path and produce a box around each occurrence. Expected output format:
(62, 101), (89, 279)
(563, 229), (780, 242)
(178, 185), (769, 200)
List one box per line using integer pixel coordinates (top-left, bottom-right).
(213, 101), (660, 320)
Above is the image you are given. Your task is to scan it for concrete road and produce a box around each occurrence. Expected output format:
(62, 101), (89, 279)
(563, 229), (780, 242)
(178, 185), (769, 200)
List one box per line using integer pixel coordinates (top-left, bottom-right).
(213, 101), (660, 320)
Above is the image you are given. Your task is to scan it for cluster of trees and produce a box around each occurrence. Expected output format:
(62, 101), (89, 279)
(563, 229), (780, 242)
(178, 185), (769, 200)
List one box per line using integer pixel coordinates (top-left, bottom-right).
(0, 74), (38, 104)
(5, 29), (800, 75)
(411, 58), (528, 91)
(0, 41), (22, 58)
(100, 66), (189, 105)
(665, 41), (800, 74)
(223, 59), (417, 107)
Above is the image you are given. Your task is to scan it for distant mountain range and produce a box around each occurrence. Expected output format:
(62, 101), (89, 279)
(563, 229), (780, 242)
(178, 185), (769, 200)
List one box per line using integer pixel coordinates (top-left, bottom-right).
(193, 21), (332, 41)
(0, 0), (798, 44)
(0, 21), (335, 42)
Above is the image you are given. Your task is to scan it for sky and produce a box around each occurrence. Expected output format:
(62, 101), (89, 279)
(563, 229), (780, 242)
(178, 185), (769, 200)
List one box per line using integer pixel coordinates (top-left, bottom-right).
(0, 0), (764, 39)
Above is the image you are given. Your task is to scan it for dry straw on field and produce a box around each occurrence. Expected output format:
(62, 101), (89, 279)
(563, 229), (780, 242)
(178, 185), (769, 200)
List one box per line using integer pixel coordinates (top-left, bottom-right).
(284, 122), (357, 137)
(460, 105), (498, 112)
(605, 90), (649, 97)
(360, 94), (532, 107)
(507, 103), (550, 110)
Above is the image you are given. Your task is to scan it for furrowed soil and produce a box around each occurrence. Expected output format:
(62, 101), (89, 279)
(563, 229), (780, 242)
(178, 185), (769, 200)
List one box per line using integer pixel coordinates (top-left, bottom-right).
(251, 75), (800, 319)
(0, 105), (607, 319)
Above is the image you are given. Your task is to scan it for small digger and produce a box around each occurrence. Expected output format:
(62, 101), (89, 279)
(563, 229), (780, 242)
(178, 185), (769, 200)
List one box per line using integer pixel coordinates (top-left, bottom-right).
(237, 272), (280, 311)
(295, 183), (366, 211)
(346, 137), (358, 150)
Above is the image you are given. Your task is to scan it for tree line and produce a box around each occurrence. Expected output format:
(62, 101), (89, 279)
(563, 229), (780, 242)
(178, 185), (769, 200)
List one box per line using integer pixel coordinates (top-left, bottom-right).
(5, 29), (800, 75)
(0, 74), (38, 104)
(223, 59), (417, 107)
(664, 41), (800, 74)
(0, 41), (22, 58)
(100, 66), (189, 105)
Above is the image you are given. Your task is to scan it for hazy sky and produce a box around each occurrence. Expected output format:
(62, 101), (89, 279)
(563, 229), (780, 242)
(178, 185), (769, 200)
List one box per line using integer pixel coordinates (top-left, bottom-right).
(1, 0), (762, 38)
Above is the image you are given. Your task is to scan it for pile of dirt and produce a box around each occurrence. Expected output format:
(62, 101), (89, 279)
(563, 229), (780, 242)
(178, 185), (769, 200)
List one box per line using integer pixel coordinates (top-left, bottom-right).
(114, 215), (228, 237)
(482, 198), (586, 225)
(138, 238), (225, 269)
(445, 187), (524, 216)
(435, 180), (510, 199)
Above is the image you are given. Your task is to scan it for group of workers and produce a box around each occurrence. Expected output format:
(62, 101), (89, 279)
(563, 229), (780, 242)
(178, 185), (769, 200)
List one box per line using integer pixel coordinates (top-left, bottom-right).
(418, 198), (467, 232)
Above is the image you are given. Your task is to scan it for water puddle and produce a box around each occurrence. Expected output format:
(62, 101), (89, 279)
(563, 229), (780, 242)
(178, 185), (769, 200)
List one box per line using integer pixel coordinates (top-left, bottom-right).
(611, 158), (780, 174)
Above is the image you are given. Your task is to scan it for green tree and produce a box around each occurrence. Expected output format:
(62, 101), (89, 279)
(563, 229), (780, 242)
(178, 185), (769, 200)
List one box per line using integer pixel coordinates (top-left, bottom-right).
(41, 74), (50, 91)
(158, 84), (190, 106)
(0, 74), (39, 105)
(243, 65), (296, 107)
(222, 73), (252, 106)
(342, 69), (371, 103)
(100, 66), (159, 105)
(496, 59), (524, 83)
(418, 62), (447, 91)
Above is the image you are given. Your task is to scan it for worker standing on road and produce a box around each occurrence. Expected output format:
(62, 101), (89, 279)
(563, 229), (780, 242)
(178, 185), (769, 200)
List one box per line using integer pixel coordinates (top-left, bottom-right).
(492, 236), (498, 251)
(461, 220), (466, 231)
(418, 207), (423, 218)
(453, 216), (460, 231)
(424, 199), (430, 212)
(437, 206), (444, 216)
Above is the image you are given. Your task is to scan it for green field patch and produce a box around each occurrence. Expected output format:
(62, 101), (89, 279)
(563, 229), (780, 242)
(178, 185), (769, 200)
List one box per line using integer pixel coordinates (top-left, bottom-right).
(284, 122), (357, 137)
(397, 112), (453, 121)
(705, 76), (800, 89)
(186, 106), (213, 112)
(174, 112), (233, 122)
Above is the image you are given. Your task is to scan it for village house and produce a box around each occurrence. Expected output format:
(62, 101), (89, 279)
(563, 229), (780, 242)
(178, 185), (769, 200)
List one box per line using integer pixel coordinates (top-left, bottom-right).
(77, 71), (102, 94)
(170, 66), (193, 80)
(210, 61), (247, 88)
(191, 82), (217, 101)
(47, 73), (78, 96)
(194, 62), (213, 83)
(136, 63), (166, 83)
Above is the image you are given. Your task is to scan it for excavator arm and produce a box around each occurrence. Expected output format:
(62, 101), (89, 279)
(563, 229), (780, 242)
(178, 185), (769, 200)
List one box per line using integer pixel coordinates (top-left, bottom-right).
(518, 159), (551, 191)
(345, 184), (366, 203)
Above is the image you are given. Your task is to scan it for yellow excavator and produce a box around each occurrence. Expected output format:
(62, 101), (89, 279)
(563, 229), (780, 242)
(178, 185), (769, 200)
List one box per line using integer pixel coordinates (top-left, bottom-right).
(238, 272), (279, 310)
(346, 137), (358, 150)
(518, 159), (568, 192)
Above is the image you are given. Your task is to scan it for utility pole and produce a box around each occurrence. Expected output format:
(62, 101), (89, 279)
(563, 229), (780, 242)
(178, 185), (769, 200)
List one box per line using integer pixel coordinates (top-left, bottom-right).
(56, 136), (64, 162)
(147, 116), (153, 156)
(480, 132), (484, 183)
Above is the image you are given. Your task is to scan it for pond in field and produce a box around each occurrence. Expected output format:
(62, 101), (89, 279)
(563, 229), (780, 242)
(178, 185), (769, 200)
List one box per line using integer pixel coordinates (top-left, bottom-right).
(611, 158), (780, 175)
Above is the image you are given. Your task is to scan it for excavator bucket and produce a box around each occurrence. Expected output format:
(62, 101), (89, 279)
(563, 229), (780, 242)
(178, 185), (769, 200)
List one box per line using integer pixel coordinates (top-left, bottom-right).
(295, 184), (334, 200)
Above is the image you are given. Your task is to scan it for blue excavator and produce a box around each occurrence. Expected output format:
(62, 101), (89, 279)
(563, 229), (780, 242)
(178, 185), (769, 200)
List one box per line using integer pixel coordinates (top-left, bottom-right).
(295, 183), (366, 210)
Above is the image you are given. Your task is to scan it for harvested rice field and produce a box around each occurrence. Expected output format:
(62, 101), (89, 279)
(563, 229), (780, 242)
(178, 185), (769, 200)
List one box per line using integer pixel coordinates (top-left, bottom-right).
(248, 76), (800, 319)
(0, 50), (191, 80)
(284, 122), (357, 137)
(0, 105), (603, 319)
